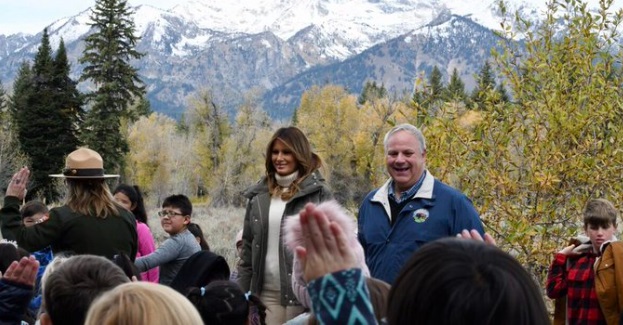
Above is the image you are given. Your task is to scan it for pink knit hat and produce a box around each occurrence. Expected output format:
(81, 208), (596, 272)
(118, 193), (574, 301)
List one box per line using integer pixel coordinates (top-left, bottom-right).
(283, 200), (370, 308)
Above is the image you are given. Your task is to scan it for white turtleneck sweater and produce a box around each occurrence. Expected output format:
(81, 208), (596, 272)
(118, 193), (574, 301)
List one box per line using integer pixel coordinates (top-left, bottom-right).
(263, 171), (298, 291)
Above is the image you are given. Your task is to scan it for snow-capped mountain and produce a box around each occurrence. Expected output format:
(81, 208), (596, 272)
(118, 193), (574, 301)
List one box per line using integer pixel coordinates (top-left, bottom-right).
(263, 14), (505, 116)
(150, 0), (538, 61)
(0, 0), (613, 118)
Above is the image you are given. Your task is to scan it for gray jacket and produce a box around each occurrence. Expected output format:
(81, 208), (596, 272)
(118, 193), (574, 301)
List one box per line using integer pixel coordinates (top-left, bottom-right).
(238, 170), (332, 306)
(135, 228), (201, 285)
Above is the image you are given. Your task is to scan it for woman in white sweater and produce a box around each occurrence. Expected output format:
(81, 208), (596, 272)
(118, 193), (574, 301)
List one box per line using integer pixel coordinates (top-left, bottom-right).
(238, 127), (333, 324)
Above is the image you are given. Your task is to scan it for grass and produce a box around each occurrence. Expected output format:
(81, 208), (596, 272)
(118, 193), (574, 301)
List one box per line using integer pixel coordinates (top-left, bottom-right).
(0, 203), (247, 275)
(148, 204), (246, 272)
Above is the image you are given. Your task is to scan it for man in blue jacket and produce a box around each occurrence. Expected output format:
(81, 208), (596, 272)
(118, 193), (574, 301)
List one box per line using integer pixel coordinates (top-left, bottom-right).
(358, 123), (484, 284)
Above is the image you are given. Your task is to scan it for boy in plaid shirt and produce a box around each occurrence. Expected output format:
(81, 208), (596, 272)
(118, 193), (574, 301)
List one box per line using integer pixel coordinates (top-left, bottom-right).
(546, 199), (618, 324)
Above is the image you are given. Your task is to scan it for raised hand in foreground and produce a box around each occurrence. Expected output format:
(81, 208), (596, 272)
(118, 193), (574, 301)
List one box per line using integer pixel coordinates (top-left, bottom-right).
(0, 256), (40, 286)
(457, 229), (497, 246)
(295, 203), (358, 282)
(6, 167), (30, 201)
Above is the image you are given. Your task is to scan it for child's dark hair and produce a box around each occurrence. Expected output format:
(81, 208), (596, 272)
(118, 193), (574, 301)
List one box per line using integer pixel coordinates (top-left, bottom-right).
(113, 184), (149, 225)
(185, 280), (266, 325)
(112, 252), (142, 281)
(387, 238), (549, 325)
(170, 251), (229, 294)
(583, 198), (618, 229)
(187, 223), (210, 251)
(0, 241), (29, 274)
(20, 200), (49, 218)
(162, 194), (192, 216)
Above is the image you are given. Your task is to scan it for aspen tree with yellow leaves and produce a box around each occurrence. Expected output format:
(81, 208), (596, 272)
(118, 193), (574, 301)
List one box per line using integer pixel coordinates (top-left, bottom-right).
(126, 113), (197, 204)
(420, 0), (623, 285)
(209, 94), (273, 206)
(295, 85), (362, 203)
(187, 90), (231, 195)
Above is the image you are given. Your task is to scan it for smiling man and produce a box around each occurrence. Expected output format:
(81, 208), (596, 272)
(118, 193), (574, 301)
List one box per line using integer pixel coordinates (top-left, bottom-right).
(357, 123), (484, 284)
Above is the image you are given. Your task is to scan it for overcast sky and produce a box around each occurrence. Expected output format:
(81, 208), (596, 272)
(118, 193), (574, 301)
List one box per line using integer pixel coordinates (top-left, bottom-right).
(0, 0), (187, 35)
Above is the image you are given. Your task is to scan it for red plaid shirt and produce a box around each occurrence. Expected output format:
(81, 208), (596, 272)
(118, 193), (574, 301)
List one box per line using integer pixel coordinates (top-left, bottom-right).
(546, 252), (606, 324)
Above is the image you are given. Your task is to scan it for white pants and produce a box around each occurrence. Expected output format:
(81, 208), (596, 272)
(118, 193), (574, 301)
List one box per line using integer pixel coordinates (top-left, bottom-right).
(260, 288), (304, 325)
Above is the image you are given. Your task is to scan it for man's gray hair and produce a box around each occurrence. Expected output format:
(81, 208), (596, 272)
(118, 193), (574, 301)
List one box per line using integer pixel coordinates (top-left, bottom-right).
(383, 123), (426, 154)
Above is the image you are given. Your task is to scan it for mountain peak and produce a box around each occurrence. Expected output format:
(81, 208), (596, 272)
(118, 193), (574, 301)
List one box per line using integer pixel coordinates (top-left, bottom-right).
(1, 0), (615, 119)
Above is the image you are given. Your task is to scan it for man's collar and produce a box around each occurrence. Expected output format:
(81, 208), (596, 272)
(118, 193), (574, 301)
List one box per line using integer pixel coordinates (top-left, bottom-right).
(388, 171), (426, 203)
(372, 170), (435, 203)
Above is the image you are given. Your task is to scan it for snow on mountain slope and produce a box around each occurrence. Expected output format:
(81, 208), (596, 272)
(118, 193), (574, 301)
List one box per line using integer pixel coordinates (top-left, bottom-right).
(2, 0), (622, 119)
(44, 9), (92, 50)
(169, 0), (620, 39)
(5, 0), (619, 61)
(170, 0), (477, 39)
(164, 0), (550, 60)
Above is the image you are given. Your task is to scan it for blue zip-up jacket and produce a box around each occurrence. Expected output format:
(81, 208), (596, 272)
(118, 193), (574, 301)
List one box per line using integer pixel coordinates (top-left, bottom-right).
(0, 278), (34, 325)
(358, 171), (484, 284)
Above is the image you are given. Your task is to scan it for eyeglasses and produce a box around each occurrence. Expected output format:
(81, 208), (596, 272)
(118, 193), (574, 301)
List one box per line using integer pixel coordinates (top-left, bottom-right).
(158, 210), (185, 218)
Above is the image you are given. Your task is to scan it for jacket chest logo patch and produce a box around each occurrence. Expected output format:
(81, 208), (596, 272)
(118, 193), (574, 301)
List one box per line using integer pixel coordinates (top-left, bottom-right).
(413, 208), (429, 223)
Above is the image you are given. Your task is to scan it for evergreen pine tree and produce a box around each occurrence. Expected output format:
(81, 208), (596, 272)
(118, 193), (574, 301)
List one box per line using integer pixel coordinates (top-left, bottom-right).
(1, 79), (27, 183)
(176, 113), (189, 134)
(414, 66), (446, 115)
(9, 62), (33, 122)
(291, 107), (299, 124)
(123, 92), (152, 123)
(79, 0), (145, 173)
(429, 66), (445, 102)
(13, 29), (83, 201)
(134, 95), (152, 118)
(496, 82), (510, 103)
(412, 89), (425, 107)
(26, 28), (55, 199)
(471, 61), (496, 109)
(0, 80), (10, 127)
(358, 81), (388, 104)
(51, 37), (83, 161)
(0, 80), (6, 116)
(13, 29), (58, 200)
(32, 29), (54, 78)
(0, 79), (10, 147)
(444, 68), (466, 102)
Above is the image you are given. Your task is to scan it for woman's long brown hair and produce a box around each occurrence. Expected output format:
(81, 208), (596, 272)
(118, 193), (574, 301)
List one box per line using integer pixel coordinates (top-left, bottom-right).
(66, 179), (120, 218)
(265, 127), (322, 200)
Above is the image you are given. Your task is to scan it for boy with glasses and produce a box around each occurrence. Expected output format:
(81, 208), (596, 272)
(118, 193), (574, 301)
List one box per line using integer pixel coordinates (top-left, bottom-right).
(135, 194), (200, 285)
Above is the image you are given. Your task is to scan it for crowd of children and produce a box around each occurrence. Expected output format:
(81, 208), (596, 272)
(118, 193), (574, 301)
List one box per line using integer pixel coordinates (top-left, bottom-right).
(2, 195), (619, 325)
(0, 191), (261, 325)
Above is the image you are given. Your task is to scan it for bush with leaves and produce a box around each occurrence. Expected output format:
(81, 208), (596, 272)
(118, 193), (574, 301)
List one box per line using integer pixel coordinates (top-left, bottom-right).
(420, 0), (623, 286)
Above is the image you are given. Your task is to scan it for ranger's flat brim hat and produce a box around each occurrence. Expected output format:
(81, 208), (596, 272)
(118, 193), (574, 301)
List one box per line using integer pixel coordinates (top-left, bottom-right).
(49, 147), (119, 178)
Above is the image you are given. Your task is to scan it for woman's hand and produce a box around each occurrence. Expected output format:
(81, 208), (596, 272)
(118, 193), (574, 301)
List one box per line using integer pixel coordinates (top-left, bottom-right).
(295, 203), (358, 282)
(6, 167), (29, 200)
